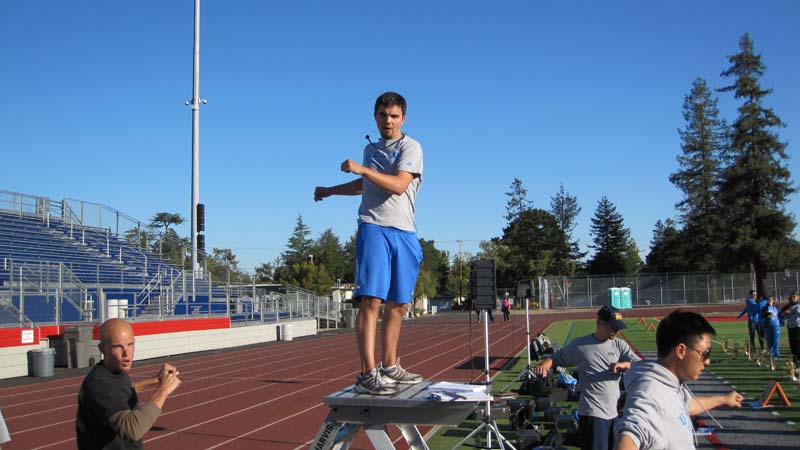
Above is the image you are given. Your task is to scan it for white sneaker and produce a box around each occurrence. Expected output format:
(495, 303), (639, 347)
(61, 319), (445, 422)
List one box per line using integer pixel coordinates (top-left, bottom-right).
(354, 368), (396, 395)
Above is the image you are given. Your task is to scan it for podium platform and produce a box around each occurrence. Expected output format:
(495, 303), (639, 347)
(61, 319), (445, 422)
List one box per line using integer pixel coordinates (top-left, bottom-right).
(310, 381), (487, 450)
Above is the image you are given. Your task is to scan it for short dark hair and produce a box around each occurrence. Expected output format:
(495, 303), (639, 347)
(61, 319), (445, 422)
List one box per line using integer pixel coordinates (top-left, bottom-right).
(749, 290), (756, 296)
(374, 91), (407, 115)
(656, 310), (715, 359)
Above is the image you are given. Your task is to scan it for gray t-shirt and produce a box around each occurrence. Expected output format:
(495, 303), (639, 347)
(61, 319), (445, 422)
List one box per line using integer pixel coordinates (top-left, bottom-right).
(783, 302), (800, 329)
(357, 134), (423, 231)
(552, 333), (641, 420)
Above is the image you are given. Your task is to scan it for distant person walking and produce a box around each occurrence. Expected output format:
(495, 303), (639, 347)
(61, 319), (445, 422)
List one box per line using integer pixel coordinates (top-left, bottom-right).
(501, 294), (511, 323)
(737, 289), (763, 351)
(756, 293), (769, 351)
(314, 92), (424, 395)
(779, 293), (800, 365)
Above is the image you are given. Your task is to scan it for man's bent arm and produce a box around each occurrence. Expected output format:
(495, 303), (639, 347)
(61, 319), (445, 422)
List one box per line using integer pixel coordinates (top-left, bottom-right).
(533, 357), (554, 377)
(688, 391), (742, 415)
(360, 168), (414, 195)
(326, 179), (363, 196)
(615, 434), (639, 450)
(107, 403), (161, 442)
(314, 179), (363, 202)
(341, 159), (413, 196)
(133, 377), (159, 393)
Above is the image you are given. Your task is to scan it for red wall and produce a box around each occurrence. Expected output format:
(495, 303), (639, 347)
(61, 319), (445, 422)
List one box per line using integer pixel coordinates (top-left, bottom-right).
(0, 318), (231, 348)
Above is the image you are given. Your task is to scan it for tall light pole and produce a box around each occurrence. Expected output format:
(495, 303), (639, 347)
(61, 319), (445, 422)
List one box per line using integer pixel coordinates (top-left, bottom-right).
(186, 0), (207, 275)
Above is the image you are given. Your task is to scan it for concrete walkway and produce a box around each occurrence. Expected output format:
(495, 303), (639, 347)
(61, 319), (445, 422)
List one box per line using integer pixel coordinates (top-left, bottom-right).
(690, 369), (799, 449)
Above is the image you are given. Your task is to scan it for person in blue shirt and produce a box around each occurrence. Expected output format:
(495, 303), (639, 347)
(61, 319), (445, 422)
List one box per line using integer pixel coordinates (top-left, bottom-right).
(763, 296), (781, 359)
(756, 293), (770, 351)
(737, 290), (764, 350)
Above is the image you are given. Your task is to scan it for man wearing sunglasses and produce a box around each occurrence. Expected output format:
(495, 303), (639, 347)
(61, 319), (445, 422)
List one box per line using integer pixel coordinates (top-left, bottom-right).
(615, 310), (743, 450)
(533, 305), (640, 450)
(314, 92), (424, 395)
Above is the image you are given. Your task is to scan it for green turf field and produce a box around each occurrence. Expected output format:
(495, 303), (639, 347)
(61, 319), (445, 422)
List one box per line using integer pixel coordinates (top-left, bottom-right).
(425, 316), (800, 449)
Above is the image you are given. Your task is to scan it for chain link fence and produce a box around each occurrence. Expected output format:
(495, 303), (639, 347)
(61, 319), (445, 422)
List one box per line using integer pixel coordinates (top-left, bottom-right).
(543, 270), (799, 309)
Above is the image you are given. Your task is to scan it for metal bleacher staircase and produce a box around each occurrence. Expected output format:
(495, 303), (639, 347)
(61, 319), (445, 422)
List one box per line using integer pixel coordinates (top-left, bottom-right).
(0, 190), (201, 325)
(0, 190), (325, 328)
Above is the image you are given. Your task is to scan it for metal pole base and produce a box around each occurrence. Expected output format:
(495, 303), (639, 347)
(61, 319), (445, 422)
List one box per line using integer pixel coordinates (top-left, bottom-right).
(499, 365), (537, 393)
(450, 419), (517, 450)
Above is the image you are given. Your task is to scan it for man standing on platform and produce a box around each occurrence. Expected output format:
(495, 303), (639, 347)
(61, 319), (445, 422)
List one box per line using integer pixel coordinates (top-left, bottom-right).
(533, 305), (640, 450)
(314, 92), (424, 395)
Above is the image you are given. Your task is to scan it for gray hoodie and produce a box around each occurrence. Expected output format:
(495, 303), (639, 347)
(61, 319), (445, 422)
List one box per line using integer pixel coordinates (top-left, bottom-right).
(616, 360), (695, 450)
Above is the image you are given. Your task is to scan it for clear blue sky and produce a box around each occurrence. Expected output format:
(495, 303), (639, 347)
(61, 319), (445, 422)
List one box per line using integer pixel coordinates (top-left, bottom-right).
(2, 1), (798, 271)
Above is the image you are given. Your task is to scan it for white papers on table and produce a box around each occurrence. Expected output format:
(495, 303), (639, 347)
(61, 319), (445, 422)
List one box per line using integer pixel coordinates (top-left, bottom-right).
(425, 382), (492, 402)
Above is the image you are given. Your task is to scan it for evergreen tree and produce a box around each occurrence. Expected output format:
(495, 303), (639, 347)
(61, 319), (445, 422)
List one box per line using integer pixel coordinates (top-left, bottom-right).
(717, 34), (795, 292)
(502, 208), (572, 281)
(446, 252), (473, 300)
(644, 219), (690, 273)
(477, 237), (513, 289)
(312, 229), (347, 282)
(505, 178), (532, 224)
(255, 262), (275, 283)
(550, 183), (587, 273)
(418, 239), (450, 294)
(342, 233), (356, 283)
(587, 197), (634, 275)
(282, 214), (313, 267)
(623, 239), (644, 275)
(670, 78), (727, 272)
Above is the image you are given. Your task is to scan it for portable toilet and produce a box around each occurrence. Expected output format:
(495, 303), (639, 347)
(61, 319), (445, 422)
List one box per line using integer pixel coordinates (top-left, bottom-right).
(607, 288), (622, 309)
(620, 287), (632, 309)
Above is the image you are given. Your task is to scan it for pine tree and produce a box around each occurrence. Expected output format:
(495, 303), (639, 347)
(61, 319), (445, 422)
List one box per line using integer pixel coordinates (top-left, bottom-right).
(505, 178), (532, 224)
(550, 183), (587, 273)
(312, 229), (347, 282)
(502, 209), (572, 281)
(644, 219), (690, 273)
(587, 197), (634, 275)
(717, 34), (796, 292)
(669, 78), (727, 272)
(282, 214), (313, 267)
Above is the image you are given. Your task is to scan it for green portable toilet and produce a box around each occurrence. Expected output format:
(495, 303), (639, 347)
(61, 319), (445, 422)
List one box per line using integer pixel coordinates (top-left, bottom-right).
(607, 288), (622, 309)
(620, 287), (632, 309)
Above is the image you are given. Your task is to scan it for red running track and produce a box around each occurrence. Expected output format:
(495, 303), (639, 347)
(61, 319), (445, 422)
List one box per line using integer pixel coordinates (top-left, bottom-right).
(1, 313), (543, 450)
(0, 305), (739, 450)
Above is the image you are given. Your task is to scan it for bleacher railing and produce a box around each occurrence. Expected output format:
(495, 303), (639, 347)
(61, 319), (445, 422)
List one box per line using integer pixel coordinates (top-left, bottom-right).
(0, 260), (95, 326)
(0, 190), (339, 328)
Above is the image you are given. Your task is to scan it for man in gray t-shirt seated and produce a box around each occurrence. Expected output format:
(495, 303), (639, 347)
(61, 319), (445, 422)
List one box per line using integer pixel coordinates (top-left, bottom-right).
(534, 305), (640, 450)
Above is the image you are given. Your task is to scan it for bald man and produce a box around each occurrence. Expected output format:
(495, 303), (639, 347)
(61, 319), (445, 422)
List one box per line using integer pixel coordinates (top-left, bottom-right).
(76, 318), (181, 450)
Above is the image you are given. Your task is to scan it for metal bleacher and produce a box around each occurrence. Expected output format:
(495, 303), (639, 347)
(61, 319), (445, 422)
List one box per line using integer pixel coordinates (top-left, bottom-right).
(0, 190), (326, 328)
(0, 191), (206, 325)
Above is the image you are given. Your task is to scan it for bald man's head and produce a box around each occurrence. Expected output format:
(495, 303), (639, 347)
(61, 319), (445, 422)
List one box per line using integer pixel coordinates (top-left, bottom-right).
(98, 318), (136, 373)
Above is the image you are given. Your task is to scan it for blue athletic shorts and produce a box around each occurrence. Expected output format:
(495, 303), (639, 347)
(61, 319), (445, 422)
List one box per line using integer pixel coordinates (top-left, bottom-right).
(354, 223), (423, 304)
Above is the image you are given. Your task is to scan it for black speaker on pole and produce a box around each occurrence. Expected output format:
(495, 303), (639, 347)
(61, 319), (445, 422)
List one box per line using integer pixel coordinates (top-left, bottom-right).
(470, 259), (497, 309)
(197, 203), (206, 232)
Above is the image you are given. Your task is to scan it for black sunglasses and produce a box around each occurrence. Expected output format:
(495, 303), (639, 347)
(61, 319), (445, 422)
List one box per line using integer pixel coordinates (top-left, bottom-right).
(688, 346), (711, 361)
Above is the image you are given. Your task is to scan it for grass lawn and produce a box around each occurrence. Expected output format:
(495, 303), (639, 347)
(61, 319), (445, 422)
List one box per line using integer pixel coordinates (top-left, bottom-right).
(425, 315), (800, 449)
